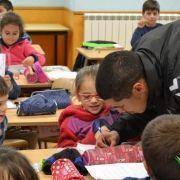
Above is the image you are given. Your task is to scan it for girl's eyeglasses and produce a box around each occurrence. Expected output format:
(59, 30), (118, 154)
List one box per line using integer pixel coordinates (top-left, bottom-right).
(78, 93), (103, 102)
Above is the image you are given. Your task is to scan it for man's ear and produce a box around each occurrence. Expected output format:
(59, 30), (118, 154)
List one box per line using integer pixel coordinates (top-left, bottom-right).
(132, 79), (147, 95)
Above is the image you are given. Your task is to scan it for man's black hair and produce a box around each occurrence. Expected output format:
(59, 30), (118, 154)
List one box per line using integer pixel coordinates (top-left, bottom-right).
(96, 50), (144, 101)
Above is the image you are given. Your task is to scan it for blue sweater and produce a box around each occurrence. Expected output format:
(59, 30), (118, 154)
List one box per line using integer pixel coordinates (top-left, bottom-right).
(131, 23), (162, 47)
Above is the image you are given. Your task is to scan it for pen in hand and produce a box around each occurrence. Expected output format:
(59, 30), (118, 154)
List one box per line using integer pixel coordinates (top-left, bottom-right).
(98, 126), (109, 146)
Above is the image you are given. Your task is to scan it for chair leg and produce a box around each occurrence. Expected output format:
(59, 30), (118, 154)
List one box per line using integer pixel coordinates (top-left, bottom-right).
(44, 142), (48, 149)
(38, 140), (42, 149)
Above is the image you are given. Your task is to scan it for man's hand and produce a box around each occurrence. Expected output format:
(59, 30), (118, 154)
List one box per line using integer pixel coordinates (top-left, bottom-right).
(22, 56), (35, 67)
(95, 126), (120, 148)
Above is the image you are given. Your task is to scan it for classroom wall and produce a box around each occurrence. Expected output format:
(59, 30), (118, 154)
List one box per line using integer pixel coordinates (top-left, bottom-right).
(12, 0), (180, 11)
(72, 0), (180, 11)
(13, 0), (180, 69)
(11, 0), (65, 7)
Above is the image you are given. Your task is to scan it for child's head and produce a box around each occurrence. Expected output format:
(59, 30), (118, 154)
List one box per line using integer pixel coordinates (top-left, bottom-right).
(0, 147), (39, 180)
(0, 12), (24, 45)
(142, 0), (160, 27)
(142, 115), (180, 180)
(0, 0), (13, 14)
(0, 76), (9, 116)
(75, 65), (104, 115)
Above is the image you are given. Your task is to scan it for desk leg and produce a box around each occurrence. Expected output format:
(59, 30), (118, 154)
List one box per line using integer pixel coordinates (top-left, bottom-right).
(84, 58), (88, 66)
(54, 34), (58, 65)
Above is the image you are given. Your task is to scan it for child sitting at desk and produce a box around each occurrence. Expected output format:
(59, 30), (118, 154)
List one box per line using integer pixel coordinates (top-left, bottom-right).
(130, 0), (162, 47)
(0, 76), (9, 145)
(124, 114), (180, 180)
(0, 147), (39, 180)
(0, 0), (13, 15)
(4, 70), (21, 100)
(141, 114), (180, 180)
(0, 12), (45, 66)
(0, 0), (31, 42)
(57, 65), (121, 147)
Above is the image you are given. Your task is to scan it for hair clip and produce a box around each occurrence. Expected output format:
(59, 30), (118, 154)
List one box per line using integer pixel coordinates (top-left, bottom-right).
(175, 154), (180, 164)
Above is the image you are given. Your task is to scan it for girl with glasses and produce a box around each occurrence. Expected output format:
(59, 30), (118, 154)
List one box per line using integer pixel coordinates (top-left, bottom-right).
(57, 65), (121, 147)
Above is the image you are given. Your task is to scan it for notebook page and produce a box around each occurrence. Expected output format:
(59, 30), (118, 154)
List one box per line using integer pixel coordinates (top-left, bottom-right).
(76, 143), (95, 154)
(0, 54), (6, 76)
(86, 163), (148, 179)
(45, 71), (77, 80)
(7, 100), (17, 109)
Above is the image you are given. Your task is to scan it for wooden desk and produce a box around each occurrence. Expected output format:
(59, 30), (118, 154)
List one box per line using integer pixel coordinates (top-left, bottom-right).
(25, 23), (69, 65)
(20, 148), (92, 180)
(7, 109), (62, 127)
(16, 74), (52, 89)
(20, 148), (59, 180)
(77, 47), (123, 66)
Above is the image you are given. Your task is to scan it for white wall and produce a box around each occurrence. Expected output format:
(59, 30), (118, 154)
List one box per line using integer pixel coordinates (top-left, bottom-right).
(11, 0), (180, 11)
(11, 0), (64, 7)
(73, 0), (180, 11)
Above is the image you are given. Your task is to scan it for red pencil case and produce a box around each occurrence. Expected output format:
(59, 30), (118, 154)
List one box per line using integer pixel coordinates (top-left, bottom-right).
(51, 159), (85, 180)
(82, 144), (143, 165)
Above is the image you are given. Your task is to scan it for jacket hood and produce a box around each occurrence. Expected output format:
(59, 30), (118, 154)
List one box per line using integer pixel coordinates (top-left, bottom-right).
(58, 105), (110, 126)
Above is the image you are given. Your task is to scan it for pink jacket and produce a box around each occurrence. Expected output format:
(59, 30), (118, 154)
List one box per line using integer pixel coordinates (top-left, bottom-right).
(1, 39), (45, 66)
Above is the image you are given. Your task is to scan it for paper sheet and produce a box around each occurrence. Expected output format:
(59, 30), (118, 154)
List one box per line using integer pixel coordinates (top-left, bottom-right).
(45, 71), (77, 80)
(8, 65), (25, 74)
(0, 54), (6, 76)
(76, 143), (95, 154)
(86, 163), (148, 180)
(43, 65), (70, 72)
(7, 100), (17, 109)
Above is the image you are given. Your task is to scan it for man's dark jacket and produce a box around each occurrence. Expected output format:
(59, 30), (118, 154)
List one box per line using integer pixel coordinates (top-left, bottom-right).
(112, 20), (180, 142)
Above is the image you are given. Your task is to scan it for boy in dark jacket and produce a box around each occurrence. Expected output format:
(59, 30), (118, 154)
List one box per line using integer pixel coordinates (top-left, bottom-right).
(94, 20), (180, 147)
(131, 0), (162, 47)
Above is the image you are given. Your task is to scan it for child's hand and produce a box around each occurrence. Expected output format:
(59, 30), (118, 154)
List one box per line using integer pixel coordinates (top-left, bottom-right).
(95, 126), (109, 147)
(22, 56), (35, 67)
(3, 75), (13, 91)
(138, 18), (148, 28)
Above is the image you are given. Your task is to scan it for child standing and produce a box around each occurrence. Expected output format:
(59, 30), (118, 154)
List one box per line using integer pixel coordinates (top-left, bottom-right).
(131, 0), (162, 47)
(0, 76), (9, 145)
(57, 65), (121, 147)
(0, 12), (45, 66)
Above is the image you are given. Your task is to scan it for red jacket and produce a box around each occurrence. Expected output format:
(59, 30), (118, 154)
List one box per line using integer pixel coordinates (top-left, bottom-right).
(57, 105), (120, 148)
(1, 38), (45, 66)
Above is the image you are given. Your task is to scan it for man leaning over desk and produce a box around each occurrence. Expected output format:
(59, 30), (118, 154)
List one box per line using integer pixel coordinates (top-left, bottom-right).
(93, 20), (180, 147)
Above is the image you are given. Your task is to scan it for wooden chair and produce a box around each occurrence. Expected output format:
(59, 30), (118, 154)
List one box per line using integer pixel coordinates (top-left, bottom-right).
(51, 78), (74, 93)
(3, 139), (28, 150)
(38, 136), (58, 149)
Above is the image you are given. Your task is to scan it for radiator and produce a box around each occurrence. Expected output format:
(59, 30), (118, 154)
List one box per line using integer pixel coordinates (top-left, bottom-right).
(84, 13), (180, 50)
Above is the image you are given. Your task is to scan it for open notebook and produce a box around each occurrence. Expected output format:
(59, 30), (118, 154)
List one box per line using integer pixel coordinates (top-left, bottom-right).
(86, 162), (148, 180)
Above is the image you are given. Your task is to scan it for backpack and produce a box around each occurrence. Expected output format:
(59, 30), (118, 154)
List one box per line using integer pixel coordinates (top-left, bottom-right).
(17, 94), (57, 116)
(31, 89), (71, 109)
